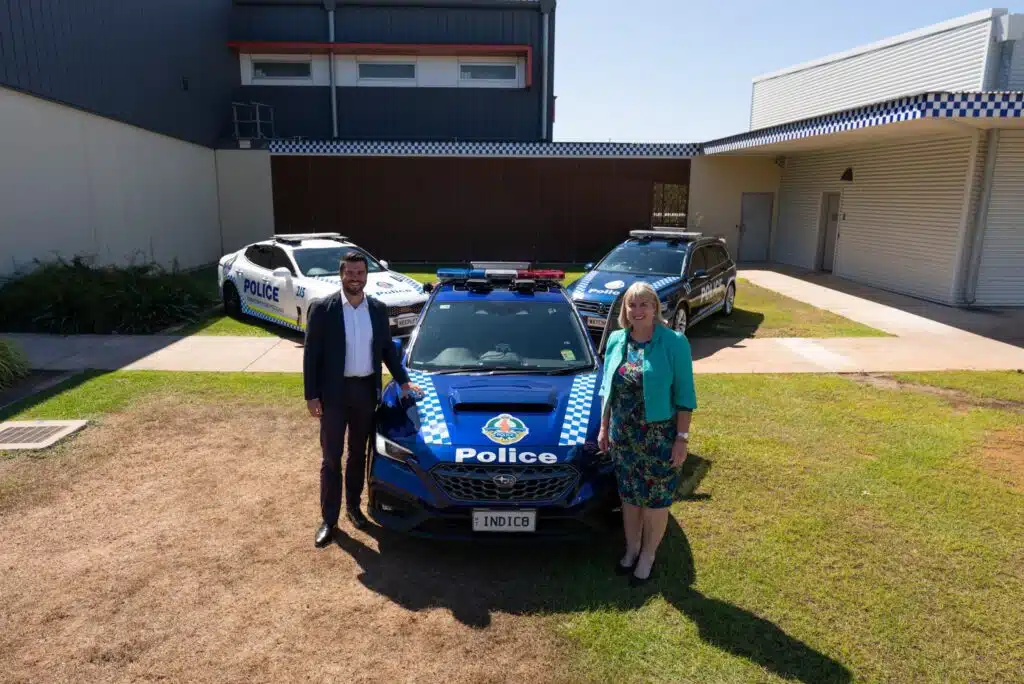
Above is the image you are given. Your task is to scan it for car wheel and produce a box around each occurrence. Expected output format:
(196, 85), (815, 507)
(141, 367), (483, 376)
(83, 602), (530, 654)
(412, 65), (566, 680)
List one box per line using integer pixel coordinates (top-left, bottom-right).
(723, 283), (736, 316)
(672, 305), (688, 333)
(223, 283), (242, 318)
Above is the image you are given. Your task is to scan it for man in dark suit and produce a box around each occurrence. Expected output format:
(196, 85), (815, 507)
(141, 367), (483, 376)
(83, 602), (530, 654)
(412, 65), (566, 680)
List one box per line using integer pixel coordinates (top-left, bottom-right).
(303, 250), (419, 548)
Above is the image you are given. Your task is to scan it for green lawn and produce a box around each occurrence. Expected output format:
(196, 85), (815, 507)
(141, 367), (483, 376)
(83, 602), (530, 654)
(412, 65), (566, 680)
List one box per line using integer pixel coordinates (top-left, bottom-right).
(2, 370), (1021, 682)
(688, 278), (888, 339)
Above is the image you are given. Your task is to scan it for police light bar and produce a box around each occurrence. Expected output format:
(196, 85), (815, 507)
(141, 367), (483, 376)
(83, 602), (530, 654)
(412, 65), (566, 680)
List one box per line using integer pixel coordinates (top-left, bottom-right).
(629, 229), (702, 241)
(435, 267), (565, 283)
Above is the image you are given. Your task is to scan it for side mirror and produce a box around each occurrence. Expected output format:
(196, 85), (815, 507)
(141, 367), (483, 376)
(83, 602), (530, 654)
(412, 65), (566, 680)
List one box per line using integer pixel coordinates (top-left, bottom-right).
(422, 282), (434, 293)
(690, 269), (708, 281)
(380, 259), (390, 269)
(272, 267), (292, 279)
(584, 262), (594, 271)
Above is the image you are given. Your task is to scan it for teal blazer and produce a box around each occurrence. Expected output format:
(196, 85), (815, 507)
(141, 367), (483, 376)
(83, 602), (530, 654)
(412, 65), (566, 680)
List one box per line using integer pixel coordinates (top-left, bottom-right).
(599, 325), (697, 423)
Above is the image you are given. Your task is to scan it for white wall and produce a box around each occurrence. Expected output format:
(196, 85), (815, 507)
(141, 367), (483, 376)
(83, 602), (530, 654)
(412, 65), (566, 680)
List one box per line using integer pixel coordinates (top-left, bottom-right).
(773, 134), (977, 304)
(750, 11), (998, 129)
(974, 131), (1024, 306)
(215, 149), (276, 254)
(687, 156), (782, 249)
(1008, 39), (1024, 90)
(0, 86), (220, 278)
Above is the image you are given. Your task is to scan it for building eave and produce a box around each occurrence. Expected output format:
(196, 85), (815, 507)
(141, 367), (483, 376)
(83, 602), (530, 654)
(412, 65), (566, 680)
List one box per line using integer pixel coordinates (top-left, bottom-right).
(703, 91), (1024, 156)
(265, 140), (699, 158)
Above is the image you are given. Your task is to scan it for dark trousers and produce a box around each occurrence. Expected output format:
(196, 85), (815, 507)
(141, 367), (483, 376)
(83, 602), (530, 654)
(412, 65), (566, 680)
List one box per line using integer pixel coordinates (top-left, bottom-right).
(319, 375), (377, 526)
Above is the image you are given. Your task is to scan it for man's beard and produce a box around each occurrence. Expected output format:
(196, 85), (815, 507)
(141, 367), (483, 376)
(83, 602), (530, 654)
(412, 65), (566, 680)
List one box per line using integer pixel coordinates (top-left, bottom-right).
(343, 282), (363, 296)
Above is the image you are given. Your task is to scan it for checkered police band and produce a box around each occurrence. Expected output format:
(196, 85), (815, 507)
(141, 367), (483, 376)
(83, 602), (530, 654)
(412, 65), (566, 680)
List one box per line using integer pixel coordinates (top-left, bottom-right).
(558, 373), (599, 446)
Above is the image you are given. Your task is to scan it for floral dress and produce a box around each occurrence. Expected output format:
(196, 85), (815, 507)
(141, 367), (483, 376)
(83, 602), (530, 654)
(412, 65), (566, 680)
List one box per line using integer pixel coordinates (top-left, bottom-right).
(608, 336), (680, 508)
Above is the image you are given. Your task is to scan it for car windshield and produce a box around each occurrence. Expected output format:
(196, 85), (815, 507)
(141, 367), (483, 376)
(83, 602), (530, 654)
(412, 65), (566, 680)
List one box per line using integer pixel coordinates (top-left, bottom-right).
(596, 243), (687, 276)
(407, 298), (595, 372)
(291, 247), (384, 277)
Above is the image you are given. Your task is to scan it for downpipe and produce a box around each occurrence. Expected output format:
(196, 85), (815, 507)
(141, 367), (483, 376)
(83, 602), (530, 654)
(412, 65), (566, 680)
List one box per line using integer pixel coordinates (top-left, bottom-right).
(326, 1), (338, 138)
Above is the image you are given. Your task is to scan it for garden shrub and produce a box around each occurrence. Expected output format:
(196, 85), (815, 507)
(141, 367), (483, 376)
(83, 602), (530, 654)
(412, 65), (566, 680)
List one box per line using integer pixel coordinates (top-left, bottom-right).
(0, 339), (29, 390)
(0, 257), (217, 335)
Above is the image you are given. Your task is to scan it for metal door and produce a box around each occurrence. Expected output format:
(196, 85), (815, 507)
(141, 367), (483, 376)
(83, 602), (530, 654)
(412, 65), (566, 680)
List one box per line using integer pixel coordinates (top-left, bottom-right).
(820, 193), (841, 272)
(739, 193), (774, 261)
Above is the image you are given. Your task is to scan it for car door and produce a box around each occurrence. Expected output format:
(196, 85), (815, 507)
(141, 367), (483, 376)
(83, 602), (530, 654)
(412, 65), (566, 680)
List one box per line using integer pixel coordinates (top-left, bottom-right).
(704, 246), (728, 311)
(684, 246), (710, 317)
(240, 245), (272, 311)
(269, 246), (300, 326)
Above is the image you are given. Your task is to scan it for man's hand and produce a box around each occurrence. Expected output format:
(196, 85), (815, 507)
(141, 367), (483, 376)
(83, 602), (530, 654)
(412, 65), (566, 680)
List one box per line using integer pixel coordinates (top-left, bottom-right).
(671, 438), (688, 468)
(307, 399), (323, 418)
(400, 382), (423, 398)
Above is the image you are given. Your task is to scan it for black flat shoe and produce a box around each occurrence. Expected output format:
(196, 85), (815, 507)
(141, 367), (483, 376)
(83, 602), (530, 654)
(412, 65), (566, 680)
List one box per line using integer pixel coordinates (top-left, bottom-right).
(615, 558), (638, 575)
(315, 522), (335, 548)
(630, 562), (656, 587)
(346, 508), (369, 530)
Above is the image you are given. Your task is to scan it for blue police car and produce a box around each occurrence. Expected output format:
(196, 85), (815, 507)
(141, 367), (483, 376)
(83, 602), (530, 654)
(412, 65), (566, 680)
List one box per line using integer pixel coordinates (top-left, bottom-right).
(568, 230), (738, 335)
(367, 264), (618, 539)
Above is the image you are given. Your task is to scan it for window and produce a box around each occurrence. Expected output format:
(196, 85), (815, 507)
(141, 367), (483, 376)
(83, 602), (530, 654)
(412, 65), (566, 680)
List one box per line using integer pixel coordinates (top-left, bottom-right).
(651, 183), (689, 228)
(270, 247), (296, 275)
(291, 246), (385, 277)
(687, 248), (708, 276)
(252, 60), (312, 81)
(460, 63), (517, 81)
(244, 245), (273, 270)
(595, 244), (688, 277)
(358, 63), (416, 80)
(407, 299), (593, 372)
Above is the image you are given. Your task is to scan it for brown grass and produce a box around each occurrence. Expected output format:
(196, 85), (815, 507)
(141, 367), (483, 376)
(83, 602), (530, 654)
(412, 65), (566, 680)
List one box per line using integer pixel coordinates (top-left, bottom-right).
(0, 398), (568, 684)
(980, 427), (1024, 491)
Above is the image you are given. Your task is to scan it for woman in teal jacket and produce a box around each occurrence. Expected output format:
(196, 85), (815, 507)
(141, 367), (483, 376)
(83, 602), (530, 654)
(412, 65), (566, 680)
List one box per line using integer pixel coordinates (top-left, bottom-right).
(598, 281), (697, 585)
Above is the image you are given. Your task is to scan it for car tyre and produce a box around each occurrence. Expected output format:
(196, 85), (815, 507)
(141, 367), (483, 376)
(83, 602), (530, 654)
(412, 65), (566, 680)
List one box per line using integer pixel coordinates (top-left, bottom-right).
(223, 282), (242, 319)
(723, 282), (736, 316)
(672, 304), (688, 333)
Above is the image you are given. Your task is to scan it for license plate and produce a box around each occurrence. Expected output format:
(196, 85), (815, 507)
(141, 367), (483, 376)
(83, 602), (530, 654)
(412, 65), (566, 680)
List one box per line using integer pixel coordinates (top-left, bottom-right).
(396, 313), (418, 328)
(585, 315), (606, 329)
(472, 509), (537, 532)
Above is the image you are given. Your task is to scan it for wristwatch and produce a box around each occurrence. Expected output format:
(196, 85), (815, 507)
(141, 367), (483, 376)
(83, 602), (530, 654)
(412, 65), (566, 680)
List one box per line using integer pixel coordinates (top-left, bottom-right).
(675, 432), (689, 441)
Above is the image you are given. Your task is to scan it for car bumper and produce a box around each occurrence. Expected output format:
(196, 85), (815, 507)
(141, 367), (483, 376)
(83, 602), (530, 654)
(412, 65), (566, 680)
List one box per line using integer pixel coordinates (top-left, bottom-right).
(367, 454), (619, 541)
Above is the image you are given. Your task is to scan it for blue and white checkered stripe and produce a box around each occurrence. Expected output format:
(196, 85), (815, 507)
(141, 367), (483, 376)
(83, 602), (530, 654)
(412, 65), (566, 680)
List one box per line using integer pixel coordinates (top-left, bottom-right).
(558, 373), (599, 446)
(704, 91), (1024, 154)
(269, 140), (700, 158)
(389, 272), (425, 293)
(650, 276), (681, 293)
(406, 371), (451, 446)
(571, 271), (599, 299)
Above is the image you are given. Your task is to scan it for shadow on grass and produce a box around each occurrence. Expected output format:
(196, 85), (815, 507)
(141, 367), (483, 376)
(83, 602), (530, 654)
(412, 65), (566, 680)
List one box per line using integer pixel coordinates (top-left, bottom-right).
(687, 307), (766, 340)
(178, 310), (305, 342)
(329, 452), (850, 683)
(0, 370), (104, 421)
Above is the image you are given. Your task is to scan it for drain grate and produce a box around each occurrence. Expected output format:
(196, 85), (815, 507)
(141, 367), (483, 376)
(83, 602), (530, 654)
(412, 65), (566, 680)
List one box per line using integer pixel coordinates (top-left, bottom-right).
(0, 420), (88, 450)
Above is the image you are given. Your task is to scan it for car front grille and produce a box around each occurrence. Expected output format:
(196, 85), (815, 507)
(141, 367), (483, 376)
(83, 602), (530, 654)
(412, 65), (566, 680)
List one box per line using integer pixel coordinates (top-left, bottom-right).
(431, 463), (580, 503)
(388, 302), (424, 317)
(575, 301), (610, 316)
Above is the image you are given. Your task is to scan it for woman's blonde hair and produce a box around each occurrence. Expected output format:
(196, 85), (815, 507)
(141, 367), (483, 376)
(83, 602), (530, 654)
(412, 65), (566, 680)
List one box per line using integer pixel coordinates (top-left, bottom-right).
(617, 281), (668, 329)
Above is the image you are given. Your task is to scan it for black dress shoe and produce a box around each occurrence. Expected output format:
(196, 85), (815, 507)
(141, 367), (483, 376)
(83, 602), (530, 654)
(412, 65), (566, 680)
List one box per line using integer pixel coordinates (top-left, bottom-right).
(346, 508), (369, 530)
(630, 562), (656, 587)
(315, 522), (335, 548)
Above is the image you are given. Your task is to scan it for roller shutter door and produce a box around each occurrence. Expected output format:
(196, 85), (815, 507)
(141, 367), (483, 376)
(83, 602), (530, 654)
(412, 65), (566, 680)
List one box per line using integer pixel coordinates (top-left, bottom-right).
(974, 131), (1024, 306)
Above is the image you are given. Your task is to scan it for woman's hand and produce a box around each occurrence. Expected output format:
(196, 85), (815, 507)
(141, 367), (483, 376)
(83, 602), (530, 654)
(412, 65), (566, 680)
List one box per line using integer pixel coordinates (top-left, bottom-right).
(671, 438), (688, 468)
(598, 426), (610, 453)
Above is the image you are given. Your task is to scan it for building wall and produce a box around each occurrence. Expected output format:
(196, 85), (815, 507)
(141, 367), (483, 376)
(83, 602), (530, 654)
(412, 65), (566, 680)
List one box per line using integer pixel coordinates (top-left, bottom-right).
(750, 12), (997, 129)
(773, 134), (977, 304)
(215, 149), (276, 255)
(687, 156), (782, 249)
(974, 130), (1024, 306)
(230, 0), (551, 141)
(0, 87), (221, 278)
(269, 155), (689, 263)
(1008, 40), (1024, 90)
(0, 0), (239, 147)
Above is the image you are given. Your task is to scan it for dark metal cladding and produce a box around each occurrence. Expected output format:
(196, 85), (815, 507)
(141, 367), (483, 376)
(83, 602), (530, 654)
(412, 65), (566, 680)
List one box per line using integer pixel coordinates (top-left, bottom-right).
(0, 0), (239, 147)
(270, 156), (691, 263)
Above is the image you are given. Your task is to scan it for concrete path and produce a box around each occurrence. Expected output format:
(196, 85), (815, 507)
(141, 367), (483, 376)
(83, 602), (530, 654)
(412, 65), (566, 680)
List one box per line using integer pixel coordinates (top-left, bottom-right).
(3, 268), (1022, 375)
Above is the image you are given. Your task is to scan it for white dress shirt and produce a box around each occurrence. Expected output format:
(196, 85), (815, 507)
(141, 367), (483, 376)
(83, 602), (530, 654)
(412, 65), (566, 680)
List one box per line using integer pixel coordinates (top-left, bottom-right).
(342, 296), (374, 377)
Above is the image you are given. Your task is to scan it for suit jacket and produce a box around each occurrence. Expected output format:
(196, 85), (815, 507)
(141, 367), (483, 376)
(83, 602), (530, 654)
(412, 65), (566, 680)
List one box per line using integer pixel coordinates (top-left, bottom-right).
(302, 291), (410, 406)
(599, 325), (697, 423)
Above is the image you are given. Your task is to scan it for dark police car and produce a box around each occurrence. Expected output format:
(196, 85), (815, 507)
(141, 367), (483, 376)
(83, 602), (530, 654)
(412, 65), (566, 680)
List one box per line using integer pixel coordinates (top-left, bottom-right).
(567, 230), (738, 335)
(367, 264), (619, 539)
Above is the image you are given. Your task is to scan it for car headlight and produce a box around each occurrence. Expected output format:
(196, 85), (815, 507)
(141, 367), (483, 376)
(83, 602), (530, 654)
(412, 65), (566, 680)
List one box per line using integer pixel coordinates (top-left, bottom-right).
(375, 433), (414, 464)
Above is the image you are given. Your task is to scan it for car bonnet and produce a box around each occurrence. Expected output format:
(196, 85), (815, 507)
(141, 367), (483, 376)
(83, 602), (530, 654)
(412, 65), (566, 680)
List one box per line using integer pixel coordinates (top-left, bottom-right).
(568, 270), (682, 305)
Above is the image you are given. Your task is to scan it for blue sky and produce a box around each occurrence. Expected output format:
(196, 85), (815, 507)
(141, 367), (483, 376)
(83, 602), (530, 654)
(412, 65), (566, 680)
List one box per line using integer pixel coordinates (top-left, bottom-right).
(551, 1), (1014, 142)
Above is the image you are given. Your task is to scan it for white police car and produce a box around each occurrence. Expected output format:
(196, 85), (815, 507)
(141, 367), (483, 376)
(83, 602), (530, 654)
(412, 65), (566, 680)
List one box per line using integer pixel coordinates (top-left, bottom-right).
(217, 233), (428, 336)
